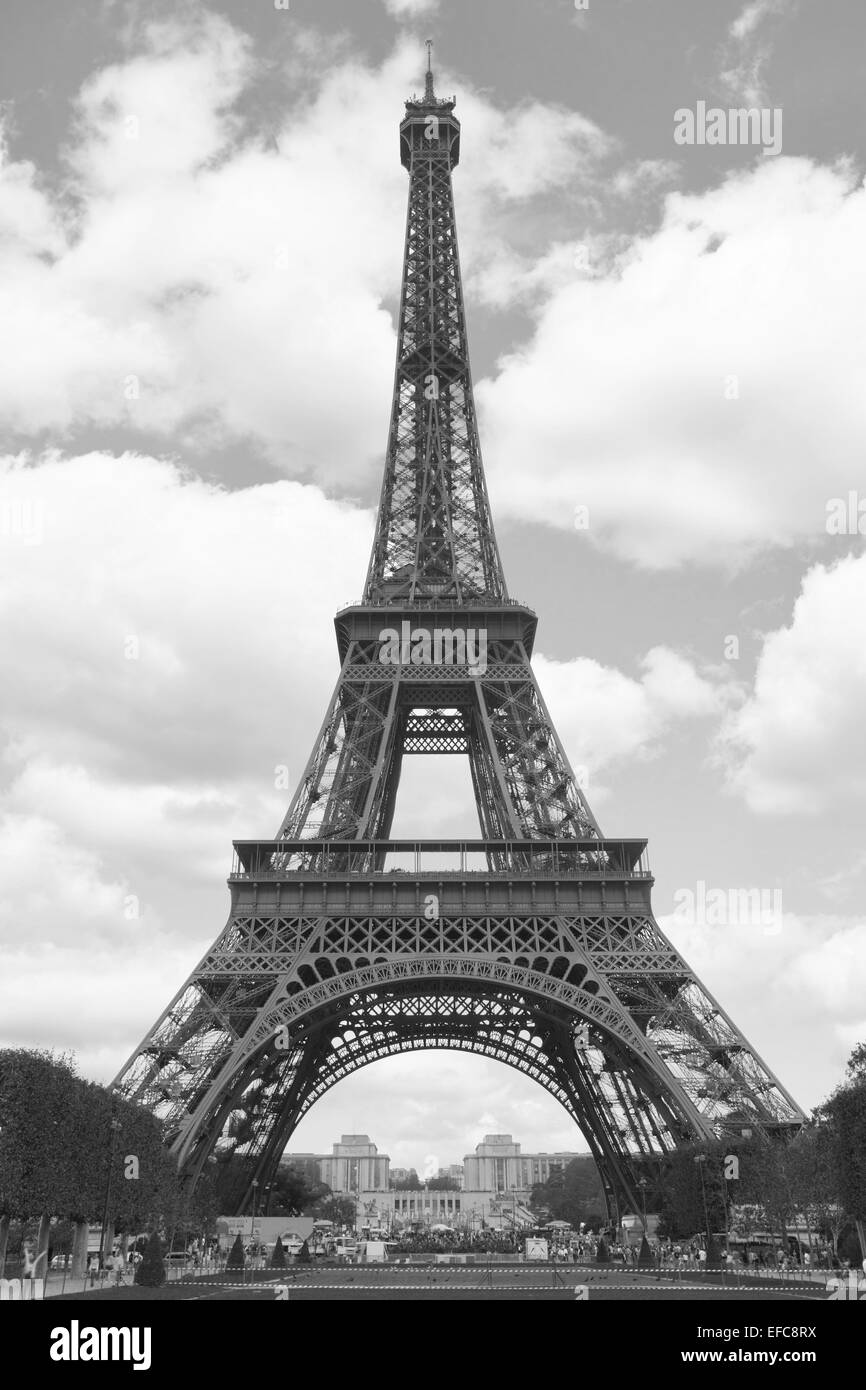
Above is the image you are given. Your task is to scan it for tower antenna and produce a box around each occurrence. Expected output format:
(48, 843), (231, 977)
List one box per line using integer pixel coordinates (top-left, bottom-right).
(424, 39), (435, 101)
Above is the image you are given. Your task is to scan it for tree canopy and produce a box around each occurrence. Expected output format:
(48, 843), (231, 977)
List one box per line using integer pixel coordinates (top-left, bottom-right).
(655, 1042), (866, 1259)
(529, 1157), (607, 1228)
(267, 1160), (329, 1216)
(392, 1170), (422, 1191)
(0, 1048), (212, 1238)
(820, 1042), (866, 1229)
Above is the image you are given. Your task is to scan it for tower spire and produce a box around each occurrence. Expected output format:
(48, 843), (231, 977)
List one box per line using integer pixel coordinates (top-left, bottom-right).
(365, 60), (505, 605)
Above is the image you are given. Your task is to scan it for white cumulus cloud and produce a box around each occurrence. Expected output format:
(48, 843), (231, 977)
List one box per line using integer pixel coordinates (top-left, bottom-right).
(0, 15), (608, 489)
(719, 552), (866, 814)
(381, 0), (439, 16)
(535, 646), (725, 803)
(480, 157), (866, 569)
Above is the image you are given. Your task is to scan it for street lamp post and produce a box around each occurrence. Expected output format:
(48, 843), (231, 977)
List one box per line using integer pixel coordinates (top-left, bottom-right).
(721, 1168), (732, 1259)
(99, 1112), (122, 1272)
(250, 1180), (259, 1275)
(638, 1177), (648, 1237)
(694, 1154), (712, 1262)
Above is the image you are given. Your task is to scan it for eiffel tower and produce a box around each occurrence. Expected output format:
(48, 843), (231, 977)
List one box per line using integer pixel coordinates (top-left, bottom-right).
(114, 50), (804, 1220)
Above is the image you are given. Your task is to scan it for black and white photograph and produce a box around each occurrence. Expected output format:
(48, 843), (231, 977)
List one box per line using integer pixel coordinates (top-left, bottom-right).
(0, 0), (864, 1358)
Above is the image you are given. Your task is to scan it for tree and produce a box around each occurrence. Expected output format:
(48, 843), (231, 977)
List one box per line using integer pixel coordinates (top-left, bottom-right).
(393, 1170), (422, 1191)
(179, 1166), (219, 1247)
(226, 1234), (245, 1269)
(270, 1236), (287, 1269)
(268, 1161), (329, 1216)
(560, 1157), (607, 1227)
(530, 1157), (606, 1228)
(0, 1050), (83, 1220)
(844, 1042), (866, 1081)
(658, 1144), (729, 1242)
(657, 1150), (706, 1240)
(310, 1194), (356, 1227)
(296, 1239), (312, 1264)
(426, 1176), (460, 1191)
(134, 1232), (165, 1288)
(0, 1048), (184, 1234)
(821, 1041), (866, 1257)
(729, 1203), (765, 1245)
(786, 1122), (843, 1255)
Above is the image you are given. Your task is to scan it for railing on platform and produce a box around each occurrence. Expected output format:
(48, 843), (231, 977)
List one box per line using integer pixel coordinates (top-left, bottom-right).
(230, 838), (651, 880)
(338, 597), (536, 613)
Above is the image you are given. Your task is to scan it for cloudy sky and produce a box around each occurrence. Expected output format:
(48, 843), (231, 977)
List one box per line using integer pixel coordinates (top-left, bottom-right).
(1, 0), (865, 1175)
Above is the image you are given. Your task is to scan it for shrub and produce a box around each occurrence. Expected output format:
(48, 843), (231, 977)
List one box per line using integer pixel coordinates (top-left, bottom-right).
(134, 1231), (165, 1288)
(638, 1236), (654, 1268)
(226, 1234), (245, 1269)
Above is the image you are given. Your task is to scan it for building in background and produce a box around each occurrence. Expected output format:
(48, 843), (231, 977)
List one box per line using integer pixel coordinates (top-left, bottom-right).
(462, 1135), (582, 1194)
(282, 1134), (390, 1193)
(437, 1165), (464, 1187)
(280, 1133), (583, 1228)
(356, 1187), (533, 1231)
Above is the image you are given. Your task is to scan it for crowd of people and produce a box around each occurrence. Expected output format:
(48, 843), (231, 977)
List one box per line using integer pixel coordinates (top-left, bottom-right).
(22, 1225), (861, 1281)
(380, 1228), (859, 1270)
(392, 1228), (522, 1257)
(26, 1225), (856, 1277)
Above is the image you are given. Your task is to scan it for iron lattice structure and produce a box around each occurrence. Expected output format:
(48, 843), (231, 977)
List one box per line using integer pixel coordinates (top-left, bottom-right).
(114, 63), (804, 1220)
